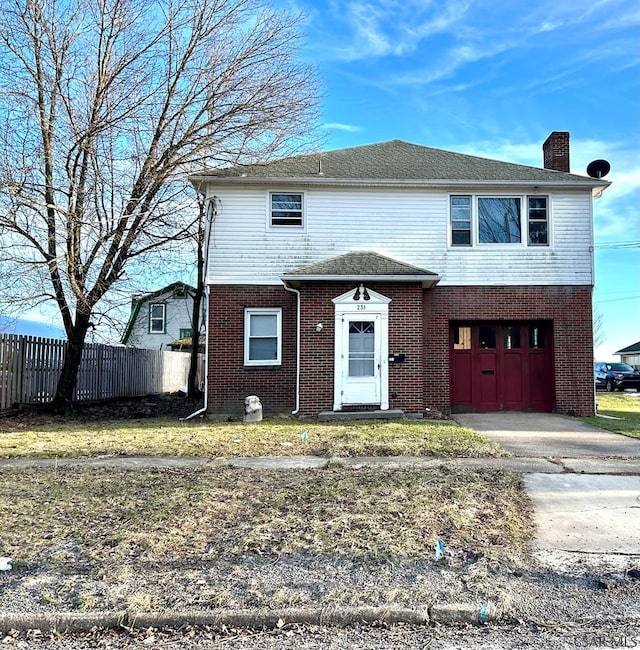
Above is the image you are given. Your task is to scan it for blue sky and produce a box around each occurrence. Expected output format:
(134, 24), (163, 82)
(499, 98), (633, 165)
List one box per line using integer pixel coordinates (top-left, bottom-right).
(279, 0), (639, 360)
(4, 0), (638, 360)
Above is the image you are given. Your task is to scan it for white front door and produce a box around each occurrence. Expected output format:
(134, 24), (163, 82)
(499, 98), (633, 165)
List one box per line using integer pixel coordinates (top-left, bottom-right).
(341, 316), (380, 405)
(332, 286), (390, 411)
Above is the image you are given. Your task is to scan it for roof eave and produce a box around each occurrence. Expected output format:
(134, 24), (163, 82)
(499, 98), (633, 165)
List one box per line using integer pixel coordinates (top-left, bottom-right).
(281, 274), (441, 288)
(189, 175), (610, 190)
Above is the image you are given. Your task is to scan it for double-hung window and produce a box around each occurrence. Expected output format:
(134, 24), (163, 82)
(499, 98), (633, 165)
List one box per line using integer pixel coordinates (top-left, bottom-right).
(149, 303), (166, 334)
(244, 308), (282, 366)
(527, 196), (548, 245)
(450, 196), (472, 245)
(270, 193), (303, 227)
(450, 195), (549, 246)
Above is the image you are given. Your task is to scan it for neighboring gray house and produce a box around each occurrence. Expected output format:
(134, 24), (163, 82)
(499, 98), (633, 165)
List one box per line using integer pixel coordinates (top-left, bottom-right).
(121, 283), (200, 350)
(614, 341), (640, 369)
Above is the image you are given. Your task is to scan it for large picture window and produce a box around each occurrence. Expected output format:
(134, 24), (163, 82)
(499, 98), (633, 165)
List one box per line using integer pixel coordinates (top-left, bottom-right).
(244, 308), (282, 366)
(478, 197), (521, 243)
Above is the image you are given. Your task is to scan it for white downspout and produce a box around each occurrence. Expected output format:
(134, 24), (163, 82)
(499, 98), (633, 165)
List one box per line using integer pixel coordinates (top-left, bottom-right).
(283, 281), (300, 415)
(181, 284), (209, 421)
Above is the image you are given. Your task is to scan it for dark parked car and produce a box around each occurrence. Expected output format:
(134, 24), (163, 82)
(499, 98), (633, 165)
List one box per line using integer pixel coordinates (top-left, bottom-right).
(594, 362), (640, 392)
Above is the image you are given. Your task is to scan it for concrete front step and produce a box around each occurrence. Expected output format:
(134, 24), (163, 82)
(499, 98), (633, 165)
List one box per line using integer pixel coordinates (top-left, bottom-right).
(318, 409), (405, 421)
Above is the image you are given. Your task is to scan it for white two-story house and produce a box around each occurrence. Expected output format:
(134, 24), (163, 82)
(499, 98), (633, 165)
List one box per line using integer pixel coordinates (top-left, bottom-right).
(190, 132), (609, 418)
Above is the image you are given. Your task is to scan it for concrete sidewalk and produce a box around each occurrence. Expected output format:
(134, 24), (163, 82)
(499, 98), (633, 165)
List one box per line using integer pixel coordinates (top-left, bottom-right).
(2, 454), (640, 475)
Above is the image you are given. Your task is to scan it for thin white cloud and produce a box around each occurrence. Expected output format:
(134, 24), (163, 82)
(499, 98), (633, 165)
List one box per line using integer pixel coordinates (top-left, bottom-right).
(323, 122), (363, 132)
(309, 0), (473, 62)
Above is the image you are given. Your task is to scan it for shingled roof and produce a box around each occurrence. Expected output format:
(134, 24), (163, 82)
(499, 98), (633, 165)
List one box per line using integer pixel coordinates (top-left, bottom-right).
(191, 139), (609, 188)
(281, 251), (440, 288)
(614, 341), (640, 355)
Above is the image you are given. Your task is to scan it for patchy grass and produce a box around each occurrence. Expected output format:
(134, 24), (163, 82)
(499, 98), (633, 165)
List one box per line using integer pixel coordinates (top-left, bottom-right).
(0, 417), (504, 459)
(0, 465), (531, 572)
(585, 392), (640, 438)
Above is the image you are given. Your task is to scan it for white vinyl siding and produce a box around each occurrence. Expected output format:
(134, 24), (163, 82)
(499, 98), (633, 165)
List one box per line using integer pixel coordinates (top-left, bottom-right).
(205, 186), (594, 287)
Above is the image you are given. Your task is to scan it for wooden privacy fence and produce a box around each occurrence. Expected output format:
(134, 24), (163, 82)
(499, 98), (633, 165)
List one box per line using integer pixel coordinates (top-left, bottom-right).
(0, 334), (204, 410)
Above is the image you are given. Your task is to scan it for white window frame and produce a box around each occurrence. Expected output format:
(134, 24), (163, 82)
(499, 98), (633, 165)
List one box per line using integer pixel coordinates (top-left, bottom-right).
(527, 195), (549, 246)
(244, 308), (282, 366)
(448, 194), (551, 248)
(149, 303), (166, 334)
(269, 192), (304, 228)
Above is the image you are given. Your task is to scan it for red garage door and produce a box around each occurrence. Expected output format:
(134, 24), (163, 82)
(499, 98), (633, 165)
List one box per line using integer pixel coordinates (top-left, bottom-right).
(450, 322), (553, 412)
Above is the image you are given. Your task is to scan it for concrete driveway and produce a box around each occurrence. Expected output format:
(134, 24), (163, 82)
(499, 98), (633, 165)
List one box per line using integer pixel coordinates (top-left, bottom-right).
(454, 411), (640, 458)
(453, 412), (640, 561)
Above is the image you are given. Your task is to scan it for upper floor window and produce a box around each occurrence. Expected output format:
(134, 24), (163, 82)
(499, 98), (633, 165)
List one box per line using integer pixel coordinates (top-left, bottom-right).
(179, 328), (192, 340)
(478, 197), (521, 243)
(244, 308), (282, 366)
(270, 193), (303, 227)
(450, 196), (471, 245)
(450, 195), (549, 247)
(528, 196), (548, 245)
(149, 303), (166, 334)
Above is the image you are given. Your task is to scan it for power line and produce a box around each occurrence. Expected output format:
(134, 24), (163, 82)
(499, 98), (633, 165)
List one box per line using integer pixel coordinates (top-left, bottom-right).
(594, 241), (640, 249)
(594, 295), (640, 304)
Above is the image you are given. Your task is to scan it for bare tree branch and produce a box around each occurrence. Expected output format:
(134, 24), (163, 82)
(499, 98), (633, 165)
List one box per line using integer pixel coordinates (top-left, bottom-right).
(0, 0), (321, 409)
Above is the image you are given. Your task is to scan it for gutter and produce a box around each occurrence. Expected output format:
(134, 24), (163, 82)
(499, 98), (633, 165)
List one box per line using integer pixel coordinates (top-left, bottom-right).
(282, 281), (301, 416)
(188, 175), (611, 191)
(282, 274), (441, 289)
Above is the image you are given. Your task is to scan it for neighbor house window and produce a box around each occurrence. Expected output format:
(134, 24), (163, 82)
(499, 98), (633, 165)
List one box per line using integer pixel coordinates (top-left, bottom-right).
(478, 197), (521, 243)
(450, 196), (471, 245)
(270, 193), (303, 227)
(179, 328), (192, 340)
(528, 196), (548, 245)
(149, 303), (166, 334)
(244, 308), (282, 365)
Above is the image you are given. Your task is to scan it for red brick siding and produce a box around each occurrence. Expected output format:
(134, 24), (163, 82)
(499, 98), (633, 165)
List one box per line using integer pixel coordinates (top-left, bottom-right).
(207, 285), (297, 415)
(424, 286), (594, 416)
(296, 282), (424, 416)
(207, 283), (595, 417)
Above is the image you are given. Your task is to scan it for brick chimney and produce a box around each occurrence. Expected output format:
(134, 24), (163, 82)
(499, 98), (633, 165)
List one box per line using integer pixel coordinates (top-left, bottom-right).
(543, 131), (570, 172)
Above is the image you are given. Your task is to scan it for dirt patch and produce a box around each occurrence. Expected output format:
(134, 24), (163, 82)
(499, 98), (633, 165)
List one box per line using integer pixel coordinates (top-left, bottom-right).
(1, 394), (203, 428)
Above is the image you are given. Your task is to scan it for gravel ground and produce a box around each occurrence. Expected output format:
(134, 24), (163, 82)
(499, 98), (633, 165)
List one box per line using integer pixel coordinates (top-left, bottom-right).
(0, 551), (639, 648)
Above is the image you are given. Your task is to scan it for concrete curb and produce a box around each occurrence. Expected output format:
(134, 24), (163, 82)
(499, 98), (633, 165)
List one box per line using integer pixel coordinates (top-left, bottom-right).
(0, 603), (502, 633)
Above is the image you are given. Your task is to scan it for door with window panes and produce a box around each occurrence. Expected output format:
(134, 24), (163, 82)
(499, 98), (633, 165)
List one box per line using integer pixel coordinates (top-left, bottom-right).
(450, 322), (553, 412)
(340, 316), (381, 405)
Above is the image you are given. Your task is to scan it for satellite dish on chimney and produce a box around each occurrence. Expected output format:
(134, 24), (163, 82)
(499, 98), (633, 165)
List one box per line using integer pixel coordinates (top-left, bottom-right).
(586, 159), (611, 179)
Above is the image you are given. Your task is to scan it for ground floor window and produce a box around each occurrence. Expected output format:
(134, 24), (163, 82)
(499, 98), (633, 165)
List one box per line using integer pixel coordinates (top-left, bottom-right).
(244, 308), (282, 366)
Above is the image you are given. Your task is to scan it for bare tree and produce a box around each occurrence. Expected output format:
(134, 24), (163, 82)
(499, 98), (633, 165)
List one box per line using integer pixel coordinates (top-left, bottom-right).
(0, 0), (319, 411)
(593, 305), (607, 350)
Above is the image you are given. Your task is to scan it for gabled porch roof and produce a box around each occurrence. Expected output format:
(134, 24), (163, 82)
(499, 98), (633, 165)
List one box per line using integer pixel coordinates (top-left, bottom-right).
(281, 251), (440, 288)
